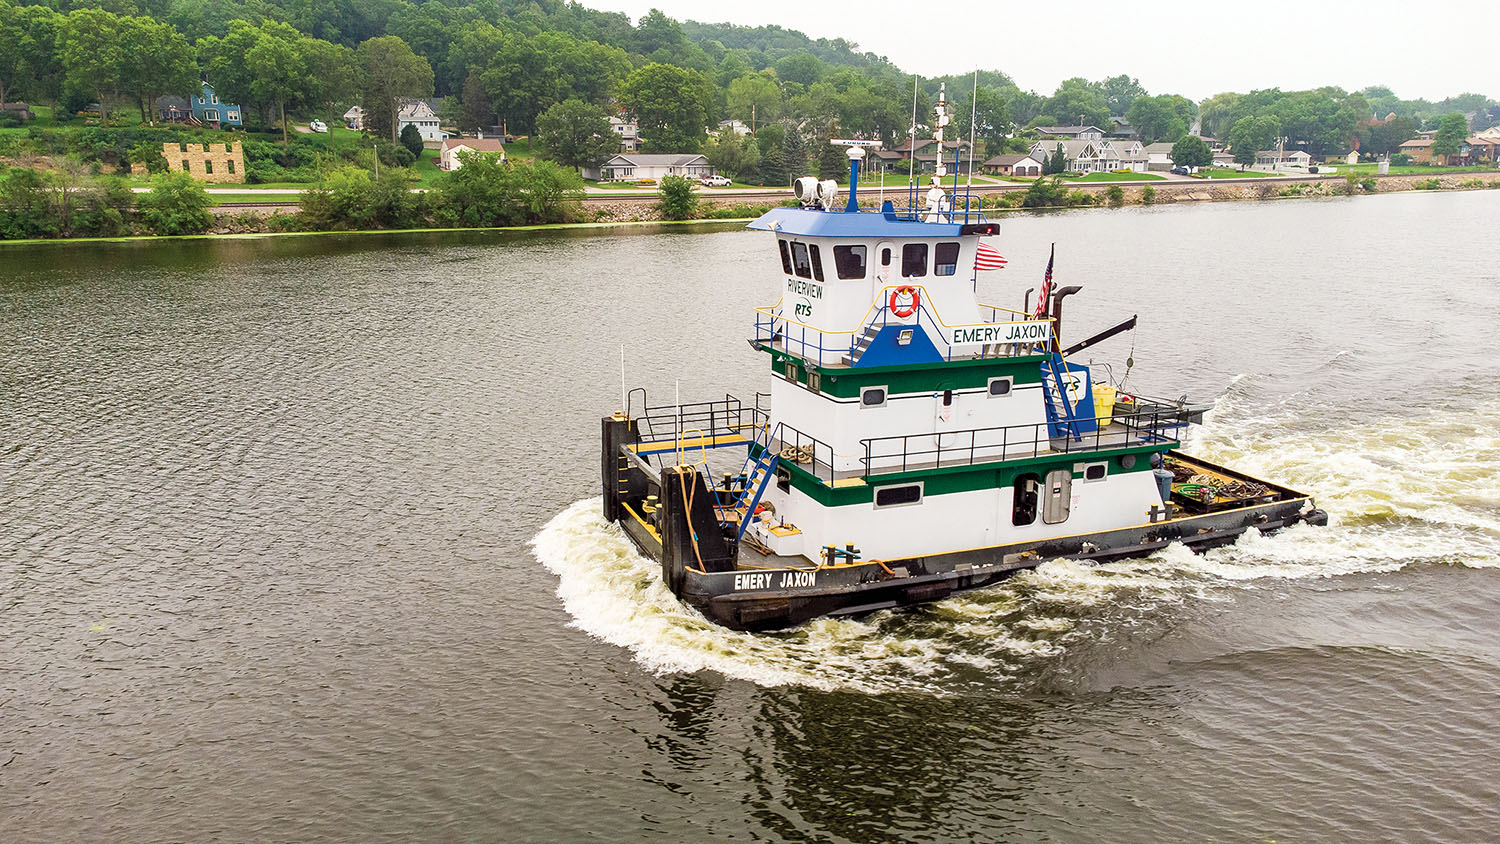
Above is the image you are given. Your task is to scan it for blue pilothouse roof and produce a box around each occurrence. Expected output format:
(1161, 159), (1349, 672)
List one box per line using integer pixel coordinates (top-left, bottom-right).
(746, 204), (980, 238)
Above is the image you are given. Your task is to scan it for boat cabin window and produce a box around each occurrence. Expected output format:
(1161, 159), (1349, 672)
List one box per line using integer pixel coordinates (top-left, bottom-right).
(860, 386), (887, 408)
(874, 483), (922, 508)
(988, 377), (1013, 397)
(1083, 462), (1108, 482)
(834, 245), (867, 279)
(808, 244), (825, 281)
(791, 242), (813, 279)
(778, 239), (793, 275)
(934, 242), (960, 276)
(880, 247), (892, 269)
(901, 244), (928, 278)
(1012, 473), (1040, 526)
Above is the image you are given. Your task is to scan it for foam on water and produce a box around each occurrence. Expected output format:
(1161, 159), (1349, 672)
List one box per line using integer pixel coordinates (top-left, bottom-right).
(532, 398), (1500, 692)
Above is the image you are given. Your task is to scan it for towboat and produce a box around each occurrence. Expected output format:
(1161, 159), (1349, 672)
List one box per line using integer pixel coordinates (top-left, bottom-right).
(600, 89), (1326, 631)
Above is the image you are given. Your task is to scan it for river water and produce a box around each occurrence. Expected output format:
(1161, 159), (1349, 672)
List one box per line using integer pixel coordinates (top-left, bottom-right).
(3, 192), (1499, 842)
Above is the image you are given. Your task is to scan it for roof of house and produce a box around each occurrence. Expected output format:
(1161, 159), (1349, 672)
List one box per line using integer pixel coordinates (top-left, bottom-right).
(607, 153), (709, 166)
(1143, 142), (1176, 154)
(1036, 125), (1105, 136)
(1399, 138), (1434, 147)
(1032, 139), (1112, 158)
(1467, 135), (1500, 146)
(983, 154), (1040, 166)
(1257, 149), (1313, 157)
(344, 105), (363, 117)
(397, 100), (438, 120)
(442, 138), (504, 153)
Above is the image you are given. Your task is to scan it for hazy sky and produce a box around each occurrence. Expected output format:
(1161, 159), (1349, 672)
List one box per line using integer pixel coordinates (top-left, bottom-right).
(589, 0), (1491, 102)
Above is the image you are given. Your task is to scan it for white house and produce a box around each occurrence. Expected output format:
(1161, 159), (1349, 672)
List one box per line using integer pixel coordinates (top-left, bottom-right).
(1029, 139), (1123, 173)
(1113, 139), (1148, 172)
(718, 119), (752, 136)
(1254, 149), (1314, 170)
(397, 100), (446, 143)
(343, 105), (363, 130)
(440, 137), (505, 170)
(1143, 141), (1176, 170)
(610, 116), (642, 152)
(595, 153), (714, 182)
(982, 154), (1043, 177)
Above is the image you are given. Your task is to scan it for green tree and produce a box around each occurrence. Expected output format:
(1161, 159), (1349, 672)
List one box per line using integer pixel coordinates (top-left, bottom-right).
(702, 127), (758, 182)
(430, 151), (521, 227)
(458, 70), (491, 134)
(726, 72), (781, 128)
(1197, 92), (1241, 140)
(0, 167), (59, 239)
(138, 170), (213, 235)
(1127, 94), (1195, 144)
(817, 136), (846, 180)
(399, 122), (423, 157)
(780, 125), (806, 178)
(1041, 142), (1066, 175)
(1042, 77), (1109, 131)
(619, 62), (713, 152)
(357, 35), (434, 142)
(57, 8), (126, 125)
(774, 51), (823, 87)
(1, 2), (65, 109)
(1170, 134), (1212, 169)
(300, 37), (360, 129)
(1432, 112), (1468, 163)
(757, 143), (788, 187)
(657, 174), (696, 220)
(535, 98), (618, 172)
(120, 15), (197, 127)
(955, 86), (1011, 152)
(1021, 176), (1067, 208)
(1228, 121), (1257, 168)
(245, 21), (309, 146)
(299, 165), (424, 230)
(1359, 115), (1418, 158)
(1101, 74), (1146, 116)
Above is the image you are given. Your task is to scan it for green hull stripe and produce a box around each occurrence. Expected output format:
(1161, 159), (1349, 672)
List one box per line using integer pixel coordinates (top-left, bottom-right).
(764, 347), (1048, 398)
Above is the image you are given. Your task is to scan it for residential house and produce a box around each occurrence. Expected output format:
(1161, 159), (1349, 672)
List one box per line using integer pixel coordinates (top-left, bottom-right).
(1113, 139), (1148, 172)
(1107, 117), (1138, 140)
(1465, 135), (1500, 164)
(1255, 149), (1315, 170)
(439, 137), (505, 170)
(1028, 139), (1121, 173)
(865, 148), (904, 173)
(717, 119), (752, 136)
(344, 105), (363, 130)
(190, 82), (242, 129)
(593, 153), (714, 182)
(1193, 135), (1224, 152)
(1143, 141), (1176, 171)
(1, 102), (35, 121)
(982, 154), (1042, 177)
(1035, 125), (1106, 140)
(889, 139), (973, 172)
(1396, 138), (1434, 164)
(397, 99), (446, 143)
(610, 116), (642, 152)
(155, 95), (190, 123)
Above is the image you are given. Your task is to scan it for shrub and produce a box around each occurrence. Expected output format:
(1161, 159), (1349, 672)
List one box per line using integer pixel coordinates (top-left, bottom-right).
(0, 168), (61, 239)
(1104, 185), (1124, 206)
(399, 123), (425, 158)
(1342, 174), (1358, 196)
(300, 166), (425, 230)
(1021, 176), (1069, 208)
(1391, 153), (1413, 166)
(1360, 178), (1377, 192)
(657, 175), (698, 220)
(428, 154), (583, 228)
(703, 202), (773, 219)
(137, 171), (214, 235)
(1414, 178), (1441, 190)
(1066, 189), (1098, 206)
(0, 112), (23, 128)
(1140, 185), (1156, 205)
(1459, 178), (1484, 189)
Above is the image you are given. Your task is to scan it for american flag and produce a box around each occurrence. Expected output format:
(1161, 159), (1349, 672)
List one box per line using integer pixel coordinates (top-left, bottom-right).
(974, 241), (1007, 271)
(1034, 244), (1054, 320)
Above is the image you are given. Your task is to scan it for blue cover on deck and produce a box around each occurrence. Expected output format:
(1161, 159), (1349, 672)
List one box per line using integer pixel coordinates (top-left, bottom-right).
(854, 324), (946, 368)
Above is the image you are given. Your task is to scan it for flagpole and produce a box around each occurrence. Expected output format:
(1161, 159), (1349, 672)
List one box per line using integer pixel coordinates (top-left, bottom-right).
(908, 75), (919, 213)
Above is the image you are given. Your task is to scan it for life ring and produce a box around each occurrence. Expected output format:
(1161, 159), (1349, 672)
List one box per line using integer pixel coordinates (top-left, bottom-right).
(889, 286), (919, 318)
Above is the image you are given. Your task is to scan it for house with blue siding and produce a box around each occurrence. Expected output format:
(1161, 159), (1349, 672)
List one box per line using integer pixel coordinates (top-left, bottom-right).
(191, 82), (242, 129)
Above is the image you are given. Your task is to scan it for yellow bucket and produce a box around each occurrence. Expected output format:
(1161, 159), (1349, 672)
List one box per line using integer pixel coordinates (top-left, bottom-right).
(1093, 384), (1117, 427)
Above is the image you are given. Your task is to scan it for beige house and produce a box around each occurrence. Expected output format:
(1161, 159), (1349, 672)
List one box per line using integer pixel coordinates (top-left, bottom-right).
(163, 141), (244, 183)
(439, 137), (506, 170)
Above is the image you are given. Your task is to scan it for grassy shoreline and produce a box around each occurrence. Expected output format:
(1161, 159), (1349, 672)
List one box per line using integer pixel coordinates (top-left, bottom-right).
(0, 216), (755, 247)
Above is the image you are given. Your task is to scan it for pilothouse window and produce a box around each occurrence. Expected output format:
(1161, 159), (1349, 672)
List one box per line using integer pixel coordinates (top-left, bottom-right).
(778, 240), (793, 275)
(935, 242), (960, 276)
(808, 244), (825, 281)
(901, 243), (928, 278)
(834, 245), (867, 279)
(791, 242), (813, 279)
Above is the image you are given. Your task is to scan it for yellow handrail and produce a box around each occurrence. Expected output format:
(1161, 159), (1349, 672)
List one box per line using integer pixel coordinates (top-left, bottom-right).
(754, 284), (1054, 335)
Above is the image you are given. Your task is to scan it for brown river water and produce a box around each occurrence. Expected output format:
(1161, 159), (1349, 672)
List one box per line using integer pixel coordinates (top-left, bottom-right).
(3, 191), (1499, 842)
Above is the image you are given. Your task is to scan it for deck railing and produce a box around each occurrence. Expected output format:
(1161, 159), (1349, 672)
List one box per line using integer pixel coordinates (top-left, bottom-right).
(860, 398), (1194, 475)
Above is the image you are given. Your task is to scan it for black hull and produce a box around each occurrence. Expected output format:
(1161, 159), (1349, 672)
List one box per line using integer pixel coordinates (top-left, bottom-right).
(617, 489), (1324, 632)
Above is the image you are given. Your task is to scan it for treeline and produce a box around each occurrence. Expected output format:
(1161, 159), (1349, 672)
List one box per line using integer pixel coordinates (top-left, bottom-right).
(0, 151), (583, 240)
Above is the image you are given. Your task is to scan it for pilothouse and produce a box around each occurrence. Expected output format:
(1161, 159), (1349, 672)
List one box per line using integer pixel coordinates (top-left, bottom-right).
(599, 90), (1326, 630)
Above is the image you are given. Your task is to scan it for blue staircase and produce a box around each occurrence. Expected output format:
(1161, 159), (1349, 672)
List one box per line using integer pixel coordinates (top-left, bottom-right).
(724, 423), (780, 541)
(1041, 353), (1086, 441)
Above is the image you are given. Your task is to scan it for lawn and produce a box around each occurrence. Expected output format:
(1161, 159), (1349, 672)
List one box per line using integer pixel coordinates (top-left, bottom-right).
(1197, 168), (1276, 178)
(1332, 163), (1498, 175)
(1064, 171), (1164, 182)
(208, 193), (304, 205)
